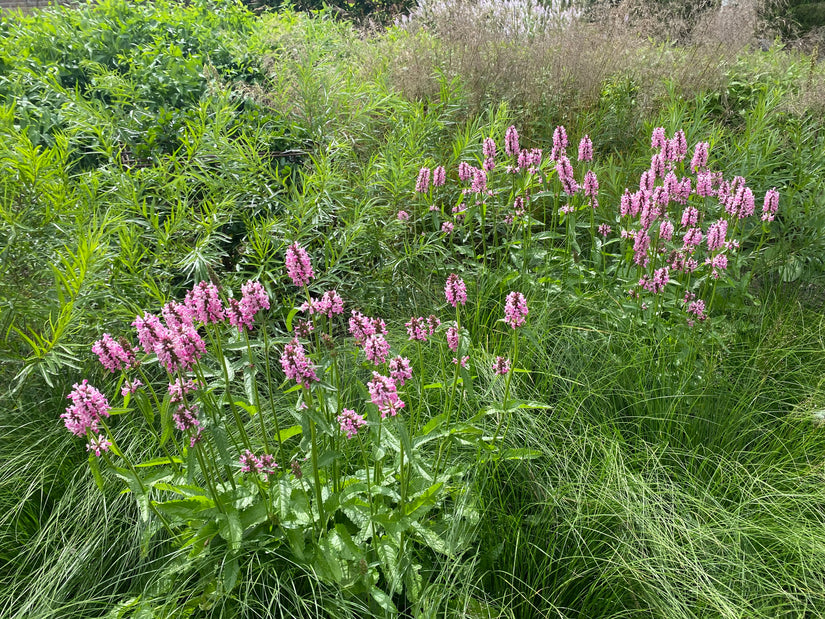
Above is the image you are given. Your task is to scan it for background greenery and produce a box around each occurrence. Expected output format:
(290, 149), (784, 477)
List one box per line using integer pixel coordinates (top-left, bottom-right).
(2, 0), (825, 617)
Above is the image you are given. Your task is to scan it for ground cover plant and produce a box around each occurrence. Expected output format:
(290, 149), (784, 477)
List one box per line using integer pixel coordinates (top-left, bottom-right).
(2, 1), (825, 617)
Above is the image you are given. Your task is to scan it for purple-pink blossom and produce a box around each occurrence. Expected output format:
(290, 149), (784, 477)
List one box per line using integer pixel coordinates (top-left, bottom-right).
(92, 333), (136, 373)
(690, 142), (709, 172)
(446, 325), (459, 352)
(133, 312), (167, 355)
(406, 316), (428, 342)
(598, 224), (612, 237)
(337, 408), (367, 439)
(397, 210), (410, 221)
(285, 243), (314, 288)
(302, 290), (344, 319)
(633, 231), (651, 266)
(651, 127), (667, 151)
(173, 405), (200, 432)
(471, 167), (487, 194)
(442, 221), (454, 234)
(389, 356), (413, 386)
(659, 220), (674, 241)
(551, 125), (568, 161)
(493, 356), (510, 375)
(121, 379), (143, 397)
(368, 372), (405, 418)
(415, 167), (431, 193)
(706, 220), (728, 252)
(555, 156), (578, 196)
(681, 206), (699, 228)
(453, 356), (469, 368)
(364, 333), (391, 365)
(62, 380), (110, 436)
(169, 378), (199, 403)
(86, 434), (112, 457)
(505, 126), (520, 156)
(504, 291), (528, 329)
(185, 281), (225, 324)
(432, 166), (446, 187)
(682, 227), (703, 252)
(458, 161), (473, 182)
(578, 134), (593, 161)
(280, 338), (319, 388)
(445, 274), (467, 308)
(762, 188), (779, 222)
(239, 450), (278, 475)
(483, 137), (497, 160)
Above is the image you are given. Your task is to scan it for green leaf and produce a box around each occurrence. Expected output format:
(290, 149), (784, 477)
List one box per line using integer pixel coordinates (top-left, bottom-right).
(135, 456), (183, 468)
(222, 555), (240, 593)
(218, 506), (243, 551)
(235, 400), (258, 416)
(277, 424), (302, 442)
(404, 482), (444, 519)
(89, 454), (105, 491)
(377, 537), (402, 594)
(285, 306), (301, 332)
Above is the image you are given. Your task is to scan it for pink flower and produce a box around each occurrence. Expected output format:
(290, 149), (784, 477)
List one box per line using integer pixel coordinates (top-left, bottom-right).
(432, 166), (446, 187)
(161, 301), (193, 329)
(504, 291), (528, 329)
(133, 312), (167, 355)
(471, 167), (487, 193)
(578, 134), (593, 161)
(738, 187), (755, 219)
(239, 449), (264, 474)
(690, 141), (709, 172)
(583, 170), (599, 198)
(364, 333), (391, 365)
(598, 223), (612, 237)
(639, 169), (655, 193)
(555, 156), (578, 196)
(337, 408), (367, 439)
(551, 125), (568, 161)
(705, 253), (728, 278)
(280, 338), (319, 388)
(706, 220), (728, 252)
(445, 274), (467, 308)
(229, 280), (270, 331)
(389, 356), (413, 386)
(505, 126), (520, 156)
(458, 161), (473, 181)
(620, 190), (632, 217)
(650, 153), (666, 179)
(303, 290), (344, 319)
(185, 281), (225, 324)
(493, 356), (510, 375)
(368, 372), (404, 418)
(659, 220), (674, 241)
(483, 137), (497, 160)
(92, 333), (136, 373)
(452, 356), (469, 368)
(696, 171), (714, 197)
(682, 227), (703, 252)
(442, 221), (454, 234)
(154, 319), (205, 372)
(86, 434), (111, 457)
(666, 130), (687, 162)
(446, 325), (459, 352)
(406, 316), (429, 342)
(121, 379), (143, 397)
(63, 379), (111, 436)
(633, 231), (651, 266)
(687, 298), (707, 322)
(285, 243), (314, 288)
(427, 315), (441, 334)
(168, 378), (199, 403)
(762, 188), (779, 222)
(173, 405), (200, 432)
(681, 206), (699, 228)
(651, 127), (667, 150)
(349, 311), (379, 345)
(398, 210), (410, 221)
(415, 167), (431, 193)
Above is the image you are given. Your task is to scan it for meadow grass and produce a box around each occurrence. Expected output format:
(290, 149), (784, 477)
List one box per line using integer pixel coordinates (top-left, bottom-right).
(1, 2), (825, 617)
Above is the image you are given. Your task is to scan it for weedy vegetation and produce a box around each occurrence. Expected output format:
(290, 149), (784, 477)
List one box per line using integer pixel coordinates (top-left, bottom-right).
(2, 0), (825, 617)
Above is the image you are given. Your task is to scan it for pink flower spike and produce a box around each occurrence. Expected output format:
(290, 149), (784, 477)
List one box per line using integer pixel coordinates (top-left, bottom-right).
(493, 356), (510, 375)
(364, 333), (391, 365)
(504, 291), (528, 329)
(397, 210), (410, 221)
(551, 125), (568, 161)
(441, 221), (454, 234)
(505, 126), (520, 156)
(337, 408), (367, 439)
(446, 325), (459, 352)
(458, 161), (473, 182)
(578, 135), (593, 161)
(121, 379), (143, 398)
(389, 356), (413, 386)
(92, 333), (136, 373)
(280, 338), (319, 388)
(444, 274), (467, 308)
(415, 167), (431, 193)
(86, 434), (112, 457)
(690, 141), (709, 172)
(185, 281), (225, 324)
(62, 379), (110, 436)
(483, 137), (497, 160)
(452, 356), (469, 368)
(285, 243), (314, 288)
(762, 188), (779, 222)
(432, 166), (446, 187)
(598, 223), (611, 237)
(651, 127), (667, 150)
